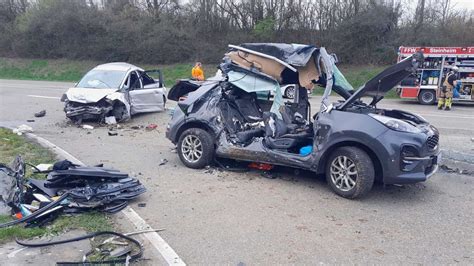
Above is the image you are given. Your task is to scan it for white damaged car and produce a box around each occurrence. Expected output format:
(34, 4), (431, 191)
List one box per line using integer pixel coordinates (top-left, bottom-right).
(61, 62), (166, 123)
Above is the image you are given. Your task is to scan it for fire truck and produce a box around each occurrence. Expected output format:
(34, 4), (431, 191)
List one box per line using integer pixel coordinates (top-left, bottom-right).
(397, 46), (474, 104)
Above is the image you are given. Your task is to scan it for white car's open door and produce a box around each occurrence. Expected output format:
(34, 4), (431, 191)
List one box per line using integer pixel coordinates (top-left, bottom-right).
(128, 70), (166, 114)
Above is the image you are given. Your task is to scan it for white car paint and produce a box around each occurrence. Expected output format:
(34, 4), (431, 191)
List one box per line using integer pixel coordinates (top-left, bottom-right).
(65, 88), (119, 104)
(63, 62), (166, 121)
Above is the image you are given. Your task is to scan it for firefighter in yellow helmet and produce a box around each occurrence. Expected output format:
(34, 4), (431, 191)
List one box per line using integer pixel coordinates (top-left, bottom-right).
(191, 62), (205, 81)
(438, 66), (458, 111)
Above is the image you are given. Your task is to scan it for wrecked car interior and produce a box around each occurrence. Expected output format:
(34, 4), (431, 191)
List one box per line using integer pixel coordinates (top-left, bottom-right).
(168, 44), (328, 154)
(167, 43), (440, 198)
(62, 63), (167, 124)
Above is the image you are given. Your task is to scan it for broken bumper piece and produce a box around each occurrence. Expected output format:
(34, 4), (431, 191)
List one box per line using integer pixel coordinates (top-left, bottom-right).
(64, 101), (113, 121)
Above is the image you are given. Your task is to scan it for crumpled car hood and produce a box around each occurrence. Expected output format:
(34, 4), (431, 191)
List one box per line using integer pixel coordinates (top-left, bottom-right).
(65, 88), (119, 103)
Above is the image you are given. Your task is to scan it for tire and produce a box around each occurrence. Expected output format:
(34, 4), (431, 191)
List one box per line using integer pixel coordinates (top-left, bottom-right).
(418, 89), (436, 105)
(284, 86), (296, 99)
(326, 147), (374, 199)
(177, 128), (214, 169)
(112, 102), (127, 122)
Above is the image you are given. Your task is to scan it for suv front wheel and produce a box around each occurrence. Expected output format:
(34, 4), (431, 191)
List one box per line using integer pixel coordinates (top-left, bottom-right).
(177, 128), (214, 169)
(326, 147), (375, 199)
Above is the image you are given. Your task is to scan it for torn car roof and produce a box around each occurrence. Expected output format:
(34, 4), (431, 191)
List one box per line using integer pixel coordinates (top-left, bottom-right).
(237, 43), (319, 67)
(226, 43), (321, 90)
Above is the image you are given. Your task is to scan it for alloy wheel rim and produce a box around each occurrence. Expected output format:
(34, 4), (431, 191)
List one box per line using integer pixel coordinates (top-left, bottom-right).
(330, 156), (358, 191)
(422, 92), (434, 103)
(286, 87), (295, 99)
(181, 135), (203, 163)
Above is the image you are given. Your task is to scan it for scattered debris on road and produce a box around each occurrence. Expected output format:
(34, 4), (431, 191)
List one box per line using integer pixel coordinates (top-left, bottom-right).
(213, 158), (249, 173)
(35, 163), (53, 172)
(248, 162), (274, 171)
(26, 119), (35, 123)
(440, 164), (474, 175)
(0, 156), (146, 228)
(34, 110), (46, 118)
(146, 123), (158, 130)
(82, 124), (94, 130)
(16, 230), (143, 265)
(261, 171), (278, 179)
(105, 116), (117, 125)
(12, 125), (33, 135)
(108, 130), (118, 136)
(159, 158), (168, 166)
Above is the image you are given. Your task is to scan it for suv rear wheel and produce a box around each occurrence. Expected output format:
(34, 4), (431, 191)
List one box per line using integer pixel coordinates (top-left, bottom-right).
(177, 128), (214, 169)
(326, 147), (374, 199)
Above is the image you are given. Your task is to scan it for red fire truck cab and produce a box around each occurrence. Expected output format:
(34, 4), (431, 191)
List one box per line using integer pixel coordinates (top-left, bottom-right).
(397, 46), (474, 104)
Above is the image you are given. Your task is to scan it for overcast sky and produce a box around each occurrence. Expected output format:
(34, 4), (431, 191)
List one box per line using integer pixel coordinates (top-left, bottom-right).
(451, 0), (474, 10)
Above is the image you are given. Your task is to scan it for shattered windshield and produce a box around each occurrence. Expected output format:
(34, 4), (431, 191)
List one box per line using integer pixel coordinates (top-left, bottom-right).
(76, 70), (126, 89)
(228, 71), (277, 92)
(333, 65), (354, 92)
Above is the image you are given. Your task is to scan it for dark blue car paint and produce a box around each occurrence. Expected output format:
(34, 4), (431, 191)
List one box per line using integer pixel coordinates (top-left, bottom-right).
(166, 88), (440, 185)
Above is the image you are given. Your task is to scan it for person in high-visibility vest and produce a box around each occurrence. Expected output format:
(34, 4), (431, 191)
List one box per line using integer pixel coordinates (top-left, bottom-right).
(191, 62), (205, 81)
(438, 66), (458, 111)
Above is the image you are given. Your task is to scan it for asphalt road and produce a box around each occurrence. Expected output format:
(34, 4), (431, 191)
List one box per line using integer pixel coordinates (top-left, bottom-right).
(1, 79), (473, 264)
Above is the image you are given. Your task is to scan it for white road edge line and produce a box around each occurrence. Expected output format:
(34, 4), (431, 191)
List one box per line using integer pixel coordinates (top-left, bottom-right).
(122, 207), (185, 265)
(7, 129), (185, 265)
(27, 95), (61, 99)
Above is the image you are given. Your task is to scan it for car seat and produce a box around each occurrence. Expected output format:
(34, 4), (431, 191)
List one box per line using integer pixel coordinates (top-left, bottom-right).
(263, 112), (313, 150)
(228, 90), (263, 122)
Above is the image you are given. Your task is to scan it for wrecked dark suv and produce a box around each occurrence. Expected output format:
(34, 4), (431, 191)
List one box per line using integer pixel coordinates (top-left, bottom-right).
(166, 43), (440, 199)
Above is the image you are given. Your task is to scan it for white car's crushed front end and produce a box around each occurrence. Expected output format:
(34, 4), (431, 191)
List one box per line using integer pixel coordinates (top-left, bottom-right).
(62, 87), (131, 123)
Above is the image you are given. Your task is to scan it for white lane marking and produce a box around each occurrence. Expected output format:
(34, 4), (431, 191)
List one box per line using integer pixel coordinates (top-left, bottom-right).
(417, 113), (474, 120)
(27, 95), (60, 100)
(122, 207), (186, 265)
(2, 128), (186, 266)
(7, 247), (28, 258)
(24, 132), (84, 166)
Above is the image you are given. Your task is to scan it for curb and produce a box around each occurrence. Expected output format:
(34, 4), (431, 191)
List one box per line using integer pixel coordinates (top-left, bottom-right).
(1, 126), (185, 265)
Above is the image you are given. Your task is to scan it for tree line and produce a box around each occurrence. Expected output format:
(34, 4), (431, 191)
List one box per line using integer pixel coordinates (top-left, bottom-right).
(0, 0), (472, 65)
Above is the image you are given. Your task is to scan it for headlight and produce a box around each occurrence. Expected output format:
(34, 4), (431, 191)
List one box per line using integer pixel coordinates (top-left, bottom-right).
(369, 114), (421, 133)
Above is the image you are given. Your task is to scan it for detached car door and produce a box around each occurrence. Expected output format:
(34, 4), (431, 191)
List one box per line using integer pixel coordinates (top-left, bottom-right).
(128, 70), (166, 114)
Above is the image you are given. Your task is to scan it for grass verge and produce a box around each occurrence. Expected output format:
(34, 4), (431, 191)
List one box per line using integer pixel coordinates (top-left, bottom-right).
(0, 57), (215, 87)
(0, 128), (112, 243)
(0, 57), (398, 97)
